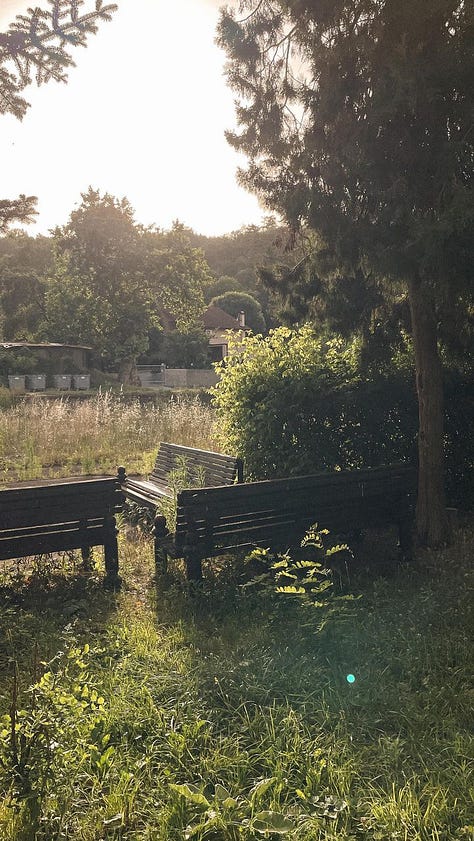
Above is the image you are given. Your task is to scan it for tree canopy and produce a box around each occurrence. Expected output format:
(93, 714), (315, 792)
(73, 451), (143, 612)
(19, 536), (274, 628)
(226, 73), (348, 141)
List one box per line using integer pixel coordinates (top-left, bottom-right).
(210, 290), (267, 333)
(218, 0), (474, 546)
(43, 188), (154, 380)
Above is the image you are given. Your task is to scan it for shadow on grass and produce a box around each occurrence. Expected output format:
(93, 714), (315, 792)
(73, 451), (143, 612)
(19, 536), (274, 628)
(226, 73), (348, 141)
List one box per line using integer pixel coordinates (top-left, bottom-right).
(0, 552), (120, 704)
(149, 520), (474, 727)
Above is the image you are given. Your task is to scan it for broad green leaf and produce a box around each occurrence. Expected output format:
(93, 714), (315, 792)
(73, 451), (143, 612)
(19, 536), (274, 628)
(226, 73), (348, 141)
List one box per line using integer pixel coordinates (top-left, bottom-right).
(253, 810), (295, 834)
(214, 784), (238, 808)
(249, 777), (277, 804)
(169, 783), (210, 809)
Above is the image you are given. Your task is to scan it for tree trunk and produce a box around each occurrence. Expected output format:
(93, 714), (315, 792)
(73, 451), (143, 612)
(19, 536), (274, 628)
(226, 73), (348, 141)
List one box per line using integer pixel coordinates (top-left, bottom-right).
(407, 276), (450, 547)
(118, 359), (141, 386)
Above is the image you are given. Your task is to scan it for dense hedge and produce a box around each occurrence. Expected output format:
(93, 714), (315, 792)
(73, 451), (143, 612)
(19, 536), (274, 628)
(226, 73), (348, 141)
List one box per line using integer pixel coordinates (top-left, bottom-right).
(213, 326), (473, 509)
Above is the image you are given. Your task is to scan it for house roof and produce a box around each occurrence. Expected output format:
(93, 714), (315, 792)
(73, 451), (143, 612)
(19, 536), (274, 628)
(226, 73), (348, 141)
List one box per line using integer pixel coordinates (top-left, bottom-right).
(0, 342), (92, 351)
(202, 305), (240, 331)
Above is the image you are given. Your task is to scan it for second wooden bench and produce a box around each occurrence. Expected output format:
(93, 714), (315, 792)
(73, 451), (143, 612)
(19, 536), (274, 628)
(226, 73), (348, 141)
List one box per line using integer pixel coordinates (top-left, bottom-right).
(153, 464), (416, 580)
(124, 442), (244, 508)
(0, 473), (124, 587)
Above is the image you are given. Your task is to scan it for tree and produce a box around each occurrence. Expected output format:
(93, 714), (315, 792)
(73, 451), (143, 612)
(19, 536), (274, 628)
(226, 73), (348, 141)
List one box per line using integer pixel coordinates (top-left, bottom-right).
(0, 232), (53, 339)
(145, 222), (213, 330)
(218, 0), (474, 546)
(210, 290), (267, 333)
(204, 274), (245, 302)
(43, 188), (155, 382)
(0, 196), (38, 234)
(0, 0), (117, 229)
(259, 247), (411, 372)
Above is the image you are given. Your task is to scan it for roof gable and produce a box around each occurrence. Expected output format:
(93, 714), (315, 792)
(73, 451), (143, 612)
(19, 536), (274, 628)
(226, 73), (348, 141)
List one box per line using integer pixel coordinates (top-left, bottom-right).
(202, 305), (239, 330)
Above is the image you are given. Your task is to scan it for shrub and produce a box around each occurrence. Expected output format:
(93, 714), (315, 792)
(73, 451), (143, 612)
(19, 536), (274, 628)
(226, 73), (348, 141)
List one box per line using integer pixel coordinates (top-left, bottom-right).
(212, 325), (473, 508)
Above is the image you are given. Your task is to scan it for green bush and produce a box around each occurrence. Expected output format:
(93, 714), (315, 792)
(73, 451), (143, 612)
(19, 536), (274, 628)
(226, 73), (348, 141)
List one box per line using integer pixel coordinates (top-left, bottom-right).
(213, 325), (473, 508)
(0, 349), (40, 376)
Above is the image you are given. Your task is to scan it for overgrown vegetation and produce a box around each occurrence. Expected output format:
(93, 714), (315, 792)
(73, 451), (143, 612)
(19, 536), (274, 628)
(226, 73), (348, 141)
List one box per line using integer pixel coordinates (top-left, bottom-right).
(0, 521), (472, 840)
(0, 387), (472, 840)
(0, 391), (216, 481)
(213, 326), (474, 509)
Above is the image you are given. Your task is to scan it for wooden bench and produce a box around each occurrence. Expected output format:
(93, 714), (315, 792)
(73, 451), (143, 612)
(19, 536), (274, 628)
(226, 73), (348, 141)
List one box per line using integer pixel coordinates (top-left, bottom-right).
(124, 442), (244, 508)
(0, 472), (125, 588)
(153, 464), (416, 580)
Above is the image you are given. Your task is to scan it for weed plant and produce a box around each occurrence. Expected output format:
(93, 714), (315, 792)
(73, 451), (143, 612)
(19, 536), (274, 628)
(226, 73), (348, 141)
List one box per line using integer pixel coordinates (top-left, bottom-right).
(0, 525), (472, 840)
(0, 390), (216, 482)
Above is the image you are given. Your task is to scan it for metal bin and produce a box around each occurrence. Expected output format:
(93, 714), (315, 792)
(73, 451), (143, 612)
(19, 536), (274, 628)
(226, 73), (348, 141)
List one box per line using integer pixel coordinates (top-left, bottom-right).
(26, 374), (46, 391)
(8, 375), (26, 391)
(53, 374), (72, 390)
(72, 374), (90, 390)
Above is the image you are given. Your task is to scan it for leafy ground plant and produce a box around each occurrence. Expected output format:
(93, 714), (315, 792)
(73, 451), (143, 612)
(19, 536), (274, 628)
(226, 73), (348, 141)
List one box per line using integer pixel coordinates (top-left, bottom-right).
(0, 521), (472, 839)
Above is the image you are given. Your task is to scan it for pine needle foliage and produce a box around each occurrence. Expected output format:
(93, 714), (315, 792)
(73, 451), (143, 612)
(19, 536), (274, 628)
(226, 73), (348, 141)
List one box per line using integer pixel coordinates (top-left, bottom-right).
(0, 1), (117, 234)
(0, 195), (38, 234)
(0, 0), (117, 120)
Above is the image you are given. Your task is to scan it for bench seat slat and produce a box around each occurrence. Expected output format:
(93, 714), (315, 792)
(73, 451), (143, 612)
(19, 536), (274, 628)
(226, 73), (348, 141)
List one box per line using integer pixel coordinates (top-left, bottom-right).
(126, 478), (170, 497)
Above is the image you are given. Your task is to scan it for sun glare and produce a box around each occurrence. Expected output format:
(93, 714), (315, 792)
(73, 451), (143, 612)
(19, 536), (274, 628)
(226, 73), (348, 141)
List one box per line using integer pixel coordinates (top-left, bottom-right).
(0, 0), (263, 235)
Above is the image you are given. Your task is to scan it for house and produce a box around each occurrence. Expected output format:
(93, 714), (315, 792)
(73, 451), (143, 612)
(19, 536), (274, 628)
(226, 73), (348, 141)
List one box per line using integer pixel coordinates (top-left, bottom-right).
(202, 305), (247, 362)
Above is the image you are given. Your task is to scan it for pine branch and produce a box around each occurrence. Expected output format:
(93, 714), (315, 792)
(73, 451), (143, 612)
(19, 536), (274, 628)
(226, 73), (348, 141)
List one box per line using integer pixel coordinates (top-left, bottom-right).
(0, 195), (38, 233)
(0, 0), (118, 119)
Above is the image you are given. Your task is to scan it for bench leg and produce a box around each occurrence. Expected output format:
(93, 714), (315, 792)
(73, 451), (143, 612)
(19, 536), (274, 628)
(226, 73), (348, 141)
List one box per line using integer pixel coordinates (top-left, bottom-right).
(184, 551), (203, 582)
(104, 515), (121, 589)
(153, 515), (169, 575)
(81, 545), (93, 571)
(183, 521), (203, 582)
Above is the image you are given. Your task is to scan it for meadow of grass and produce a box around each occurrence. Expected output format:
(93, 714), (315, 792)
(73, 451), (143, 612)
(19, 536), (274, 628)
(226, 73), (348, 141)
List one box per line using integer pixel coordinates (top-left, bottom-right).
(0, 394), (472, 840)
(0, 391), (216, 483)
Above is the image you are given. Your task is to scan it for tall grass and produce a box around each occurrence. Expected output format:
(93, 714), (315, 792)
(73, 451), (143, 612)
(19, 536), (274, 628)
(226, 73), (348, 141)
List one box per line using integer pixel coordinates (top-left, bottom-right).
(0, 391), (217, 482)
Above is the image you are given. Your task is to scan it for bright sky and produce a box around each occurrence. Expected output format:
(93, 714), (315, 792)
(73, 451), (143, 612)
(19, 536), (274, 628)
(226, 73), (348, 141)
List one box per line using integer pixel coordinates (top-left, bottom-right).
(0, 0), (266, 236)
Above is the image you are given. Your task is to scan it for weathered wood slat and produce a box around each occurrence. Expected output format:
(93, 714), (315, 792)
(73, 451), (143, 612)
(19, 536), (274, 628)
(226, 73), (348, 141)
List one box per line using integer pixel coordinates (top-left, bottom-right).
(0, 473), (124, 585)
(123, 442), (244, 508)
(1, 477), (120, 503)
(2, 494), (121, 528)
(155, 465), (416, 580)
(179, 464), (414, 505)
(0, 524), (108, 561)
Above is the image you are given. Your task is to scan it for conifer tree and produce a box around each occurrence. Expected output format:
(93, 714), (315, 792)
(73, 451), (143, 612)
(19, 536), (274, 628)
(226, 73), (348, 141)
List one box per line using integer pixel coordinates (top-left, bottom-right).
(218, 0), (473, 547)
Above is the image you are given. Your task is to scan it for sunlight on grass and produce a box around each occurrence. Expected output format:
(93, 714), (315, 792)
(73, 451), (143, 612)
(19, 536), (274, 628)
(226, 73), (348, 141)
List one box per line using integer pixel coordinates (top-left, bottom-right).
(0, 391), (216, 482)
(0, 394), (472, 839)
(0, 525), (472, 839)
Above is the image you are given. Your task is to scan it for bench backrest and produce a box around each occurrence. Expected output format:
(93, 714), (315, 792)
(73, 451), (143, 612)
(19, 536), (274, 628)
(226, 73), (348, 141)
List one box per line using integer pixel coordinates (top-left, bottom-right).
(175, 464), (416, 555)
(0, 477), (123, 561)
(150, 442), (244, 489)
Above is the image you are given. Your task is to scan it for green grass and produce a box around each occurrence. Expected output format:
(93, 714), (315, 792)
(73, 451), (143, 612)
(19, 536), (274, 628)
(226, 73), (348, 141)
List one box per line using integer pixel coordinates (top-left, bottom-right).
(0, 394), (472, 839)
(0, 525), (472, 840)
